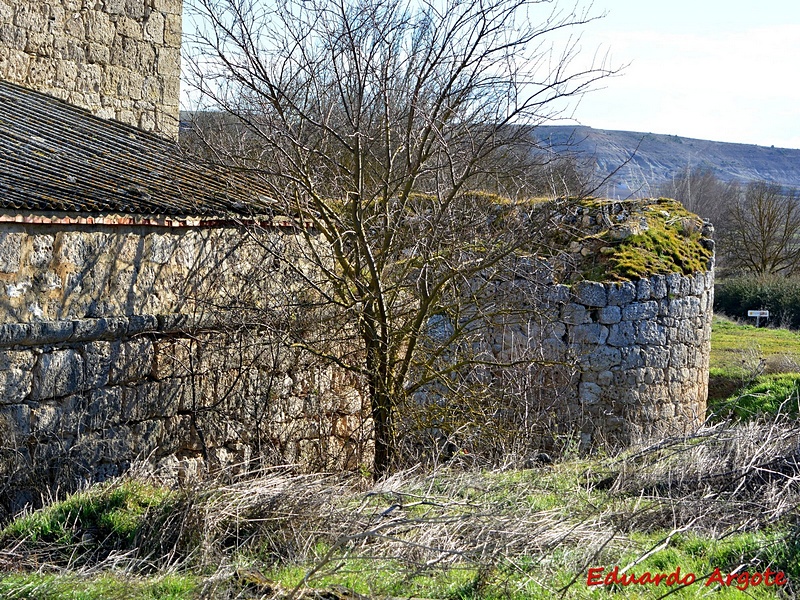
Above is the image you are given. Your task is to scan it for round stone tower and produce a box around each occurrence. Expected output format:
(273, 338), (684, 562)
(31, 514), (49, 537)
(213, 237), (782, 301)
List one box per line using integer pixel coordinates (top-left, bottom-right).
(0, 0), (182, 138)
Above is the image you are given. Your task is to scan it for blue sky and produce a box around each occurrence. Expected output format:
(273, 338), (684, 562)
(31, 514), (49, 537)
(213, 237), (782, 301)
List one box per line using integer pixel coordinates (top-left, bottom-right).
(566, 0), (800, 148)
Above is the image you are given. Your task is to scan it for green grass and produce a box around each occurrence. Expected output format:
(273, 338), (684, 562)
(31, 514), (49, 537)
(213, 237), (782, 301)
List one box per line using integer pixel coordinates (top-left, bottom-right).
(0, 479), (174, 547)
(708, 315), (800, 416)
(710, 315), (800, 377)
(0, 573), (198, 600)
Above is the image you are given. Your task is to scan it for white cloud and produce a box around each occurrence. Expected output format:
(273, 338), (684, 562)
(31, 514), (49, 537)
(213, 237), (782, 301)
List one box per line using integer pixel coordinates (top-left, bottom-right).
(570, 24), (800, 147)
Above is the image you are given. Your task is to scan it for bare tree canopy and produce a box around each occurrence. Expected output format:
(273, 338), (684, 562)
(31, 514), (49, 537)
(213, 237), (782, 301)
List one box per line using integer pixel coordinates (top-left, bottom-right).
(724, 182), (800, 277)
(184, 0), (616, 475)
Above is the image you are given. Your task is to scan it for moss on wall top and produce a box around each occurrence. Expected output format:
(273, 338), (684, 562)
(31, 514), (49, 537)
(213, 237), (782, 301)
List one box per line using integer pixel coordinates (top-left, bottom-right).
(515, 196), (714, 283)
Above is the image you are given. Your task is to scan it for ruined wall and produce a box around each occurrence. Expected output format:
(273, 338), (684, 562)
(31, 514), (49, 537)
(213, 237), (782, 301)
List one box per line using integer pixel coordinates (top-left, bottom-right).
(0, 219), (369, 516)
(543, 272), (713, 446)
(0, 0), (181, 138)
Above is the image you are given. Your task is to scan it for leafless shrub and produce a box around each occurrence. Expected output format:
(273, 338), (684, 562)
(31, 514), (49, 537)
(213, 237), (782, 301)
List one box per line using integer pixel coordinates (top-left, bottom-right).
(595, 418), (800, 533)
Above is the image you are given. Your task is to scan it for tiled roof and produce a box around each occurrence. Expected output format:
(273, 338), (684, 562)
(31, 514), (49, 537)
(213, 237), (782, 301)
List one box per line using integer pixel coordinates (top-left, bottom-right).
(0, 80), (270, 217)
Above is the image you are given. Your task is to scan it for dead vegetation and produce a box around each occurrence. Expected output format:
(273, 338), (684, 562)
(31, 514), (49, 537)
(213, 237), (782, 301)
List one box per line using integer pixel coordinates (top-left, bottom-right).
(1, 416), (799, 598)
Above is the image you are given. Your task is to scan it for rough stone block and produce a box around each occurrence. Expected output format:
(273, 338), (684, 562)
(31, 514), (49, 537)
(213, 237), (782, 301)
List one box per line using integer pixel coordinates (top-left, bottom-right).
(0, 323), (30, 345)
(650, 275), (668, 299)
(570, 323), (608, 346)
(588, 346), (621, 371)
(33, 349), (84, 400)
(573, 281), (607, 307)
(607, 322), (635, 347)
(109, 338), (154, 384)
(561, 303), (589, 325)
(636, 321), (667, 346)
(83, 341), (113, 388)
(0, 232), (23, 273)
(579, 381), (602, 404)
(598, 305), (621, 324)
(0, 404), (31, 437)
(622, 301), (658, 322)
(607, 281), (636, 305)
(29, 321), (74, 344)
(84, 388), (123, 431)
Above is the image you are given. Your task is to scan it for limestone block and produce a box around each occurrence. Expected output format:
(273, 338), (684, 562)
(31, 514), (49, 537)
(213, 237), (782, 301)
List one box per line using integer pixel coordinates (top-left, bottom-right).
(149, 233), (176, 264)
(63, 11), (86, 39)
(597, 370), (614, 386)
(573, 281), (607, 307)
(670, 343), (688, 368)
(83, 341), (113, 388)
(76, 62), (102, 92)
(0, 23), (27, 52)
(125, 0), (146, 19)
(14, 4), (48, 30)
(622, 301), (658, 322)
(0, 0), (11, 21)
(598, 305), (621, 324)
(161, 73), (179, 101)
(105, 0), (127, 16)
(620, 347), (643, 369)
(109, 338), (154, 384)
(0, 350), (35, 403)
(636, 321), (667, 346)
(650, 275), (668, 299)
(33, 349), (85, 400)
(122, 381), (181, 421)
(29, 321), (73, 344)
(87, 42), (109, 64)
(0, 404), (31, 437)
(84, 388), (123, 431)
(607, 321), (635, 347)
(561, 303), (589, 325)
(0, 323), (30, 345)
(163, 12), (181, 46)
(570, 323), (608, 346)
(116, 15), (144, 40)
(642, 347), (670, 369)
(588, 346), (621, 371)
(154, 0), (183, 15)
(32, 395), (86, 436)
(579, 381), (602, 405)
(607, 281), (636, 306)
(143, 11), (164, 44)
(29, 235), (54, 268)
(0, 232), (23, 273)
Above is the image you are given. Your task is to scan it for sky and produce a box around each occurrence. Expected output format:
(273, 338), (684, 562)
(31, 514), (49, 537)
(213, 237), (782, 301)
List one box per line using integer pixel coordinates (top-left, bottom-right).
(564, 0), (800, 148)
(181, 0), (800, 149)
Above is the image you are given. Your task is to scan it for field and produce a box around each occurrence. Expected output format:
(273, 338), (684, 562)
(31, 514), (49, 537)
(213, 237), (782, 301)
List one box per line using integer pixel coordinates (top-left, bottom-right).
(2, 316), (800, 599)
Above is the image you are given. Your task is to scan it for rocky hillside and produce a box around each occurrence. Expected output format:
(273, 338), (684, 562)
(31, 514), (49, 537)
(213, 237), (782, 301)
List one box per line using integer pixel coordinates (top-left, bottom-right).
(535, 126), (800, 197)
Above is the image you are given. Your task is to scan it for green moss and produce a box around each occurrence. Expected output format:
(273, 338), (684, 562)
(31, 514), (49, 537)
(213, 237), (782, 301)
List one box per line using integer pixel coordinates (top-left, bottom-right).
(585, 198), (713, 281)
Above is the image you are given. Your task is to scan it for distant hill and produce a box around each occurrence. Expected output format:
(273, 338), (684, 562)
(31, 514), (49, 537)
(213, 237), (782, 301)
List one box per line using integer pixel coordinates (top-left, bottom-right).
(533, 126), (800, 197)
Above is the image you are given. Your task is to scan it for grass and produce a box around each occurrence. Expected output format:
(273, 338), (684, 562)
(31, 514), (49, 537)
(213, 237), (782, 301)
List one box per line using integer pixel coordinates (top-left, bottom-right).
(0, 573), (199, 600)
(710, 314), (800, 377)
(708, 314), (800, 416)
(2, 427), (799, 599)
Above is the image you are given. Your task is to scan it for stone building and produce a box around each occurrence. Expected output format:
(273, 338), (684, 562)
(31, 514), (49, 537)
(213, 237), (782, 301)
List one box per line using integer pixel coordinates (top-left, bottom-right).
(0, 0), (182, 138)
(0, 0), (370, 516)
(0, 0), (714, 515)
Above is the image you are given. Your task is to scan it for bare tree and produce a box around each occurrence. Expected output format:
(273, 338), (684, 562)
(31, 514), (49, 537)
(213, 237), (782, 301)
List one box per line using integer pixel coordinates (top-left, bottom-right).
(723, 181), (800, 276)
(184, 0), (615, 475)
(658, 166), (738, 227)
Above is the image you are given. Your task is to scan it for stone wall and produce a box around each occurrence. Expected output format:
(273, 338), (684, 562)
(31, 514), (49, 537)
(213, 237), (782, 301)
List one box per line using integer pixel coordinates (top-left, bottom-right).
(0, 0), (181, 138)
(485, 270), (713, 448)
(0, 219), (369, 517)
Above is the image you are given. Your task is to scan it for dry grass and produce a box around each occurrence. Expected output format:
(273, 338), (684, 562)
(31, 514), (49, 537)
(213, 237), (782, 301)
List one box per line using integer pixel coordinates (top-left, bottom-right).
(2, 419), (800, 598)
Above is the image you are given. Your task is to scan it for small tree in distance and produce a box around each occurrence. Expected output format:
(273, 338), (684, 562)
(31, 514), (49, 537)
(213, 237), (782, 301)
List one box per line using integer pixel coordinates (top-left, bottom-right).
(184, 0), (616, 476)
